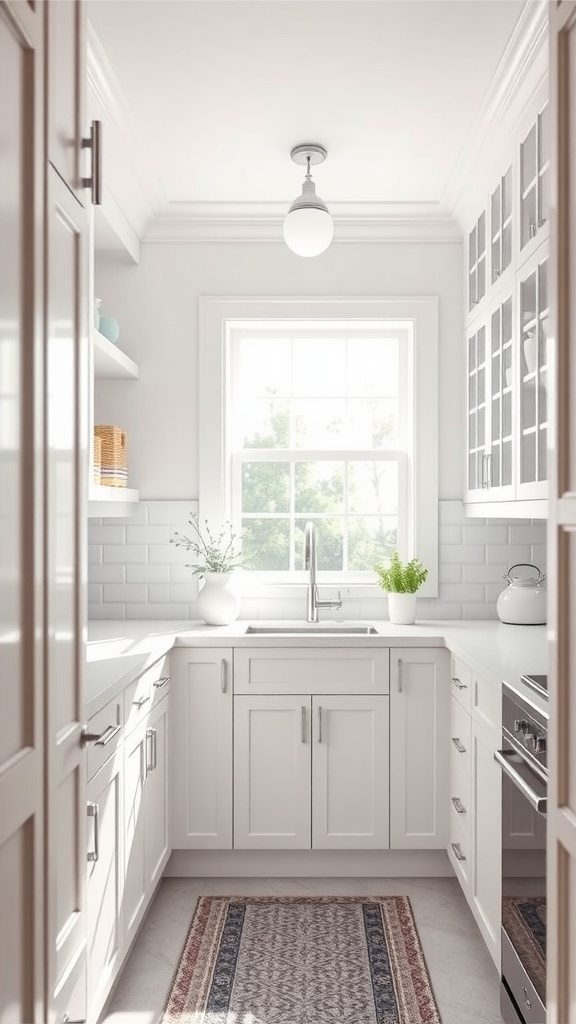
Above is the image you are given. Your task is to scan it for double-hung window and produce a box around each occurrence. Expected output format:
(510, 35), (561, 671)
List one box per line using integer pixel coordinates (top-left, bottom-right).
(199, 298), (438, 594)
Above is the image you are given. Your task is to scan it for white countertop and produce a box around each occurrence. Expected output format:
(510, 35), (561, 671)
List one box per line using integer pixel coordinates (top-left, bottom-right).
(86, 618), (549, 719)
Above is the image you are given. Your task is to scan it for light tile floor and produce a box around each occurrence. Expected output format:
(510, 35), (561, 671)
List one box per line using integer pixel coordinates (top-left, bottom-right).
(101, 877), (503, 1024)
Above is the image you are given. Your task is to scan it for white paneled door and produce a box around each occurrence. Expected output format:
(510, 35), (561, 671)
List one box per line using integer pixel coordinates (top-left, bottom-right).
(548, 3), (576, 1020)
(0, 4), (45, 1022)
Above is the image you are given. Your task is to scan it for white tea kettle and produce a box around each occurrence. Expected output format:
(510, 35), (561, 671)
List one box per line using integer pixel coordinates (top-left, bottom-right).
(496, 563), (547, 625)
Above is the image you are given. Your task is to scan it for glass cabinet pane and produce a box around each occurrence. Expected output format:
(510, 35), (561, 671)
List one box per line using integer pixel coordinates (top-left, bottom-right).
(468, 213), (486, 311)
(519, 257), (548, 485)
(491, 168), (512, 283)
(489, 296), (513, 489)
(467, 325), (487, 491)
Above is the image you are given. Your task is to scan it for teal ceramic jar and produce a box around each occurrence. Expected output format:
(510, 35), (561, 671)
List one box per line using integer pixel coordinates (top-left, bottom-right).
(98, 315), (120, 344)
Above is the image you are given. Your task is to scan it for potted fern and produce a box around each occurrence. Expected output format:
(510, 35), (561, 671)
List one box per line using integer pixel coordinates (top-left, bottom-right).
(373, 551), (428, 625)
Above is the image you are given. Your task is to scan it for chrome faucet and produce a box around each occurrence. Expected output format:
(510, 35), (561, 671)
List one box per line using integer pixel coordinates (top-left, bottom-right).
(304, 521), (342, 622)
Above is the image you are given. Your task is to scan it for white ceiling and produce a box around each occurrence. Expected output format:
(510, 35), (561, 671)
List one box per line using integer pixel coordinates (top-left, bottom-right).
(87, 0), (528, 210)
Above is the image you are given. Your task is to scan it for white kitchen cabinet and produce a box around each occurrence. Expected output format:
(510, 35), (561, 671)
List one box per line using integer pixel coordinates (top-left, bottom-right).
(516, 244), (549, 500)
(389, 649), (450, 849)
(234, 693), (389, 851)
(471, 715), (501, 958)
(234, 646), (389, 695)
(518, 100), (549, 264)
(86, 750), (123, 1024)
(312, 695), (389, 850)
(234, 695), (311, 850)
(170, 648), (233, 849)
(467, 209), (487, 316)
(123, 694), (170, 949)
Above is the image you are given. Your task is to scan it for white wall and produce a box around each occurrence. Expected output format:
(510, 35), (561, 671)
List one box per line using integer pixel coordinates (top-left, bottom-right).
(94, 238), (464, 501)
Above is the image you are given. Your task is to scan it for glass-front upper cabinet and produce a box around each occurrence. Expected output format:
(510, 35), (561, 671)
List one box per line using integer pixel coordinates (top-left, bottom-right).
(467, 322), (487, 496)
(487, 292), (515, 499)
(517, 246), (548, 499)
(468, 212), (486, 314)
(519, 103), (549, 260)
(490, 167), (513, 287)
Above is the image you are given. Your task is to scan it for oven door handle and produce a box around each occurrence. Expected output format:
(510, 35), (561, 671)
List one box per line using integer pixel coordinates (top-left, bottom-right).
(494, 749), (547, 814)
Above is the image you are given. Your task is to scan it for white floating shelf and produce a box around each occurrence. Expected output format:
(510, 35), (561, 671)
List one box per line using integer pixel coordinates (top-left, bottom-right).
(88, 485), (140, 519)
(92, 327), (139, 380)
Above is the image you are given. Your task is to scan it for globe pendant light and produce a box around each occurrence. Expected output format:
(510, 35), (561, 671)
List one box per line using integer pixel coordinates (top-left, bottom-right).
(283, 144), (334, 257)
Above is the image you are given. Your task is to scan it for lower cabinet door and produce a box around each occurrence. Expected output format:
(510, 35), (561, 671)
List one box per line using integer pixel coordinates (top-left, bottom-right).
(234, 695), (311, 849)
(144, 696), (170, 891)
(86, 751), (123, 1024)
(472, 721), (502, 966)
(389, 648), (450, 849)
(312, 695), (389, 850)
(123, 719), (147, 948)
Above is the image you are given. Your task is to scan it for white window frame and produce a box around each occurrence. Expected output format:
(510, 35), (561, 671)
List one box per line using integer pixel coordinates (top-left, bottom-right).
(199, 297), (438, 598)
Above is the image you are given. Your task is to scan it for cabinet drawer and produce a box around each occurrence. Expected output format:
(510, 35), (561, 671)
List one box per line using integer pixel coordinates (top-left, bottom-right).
(450, 696), (471, 784)
(234, 648), (389, 695)
(86, 696), (123, 781)
(449, 807), (471, 889)
(450, 655), (472, 713)
(124, 655), (169, 735)
(472, 674), (501, 735)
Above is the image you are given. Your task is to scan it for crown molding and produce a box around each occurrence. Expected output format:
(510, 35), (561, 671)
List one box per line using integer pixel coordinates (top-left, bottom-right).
(86, 21), (167, 237)
(441, 0), (548, 218)
(143, 201), (462, 244)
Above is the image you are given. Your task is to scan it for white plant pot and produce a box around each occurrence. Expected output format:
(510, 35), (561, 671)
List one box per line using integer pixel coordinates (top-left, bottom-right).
(387, 592), (417, 625)
(197, 571), (241, 626)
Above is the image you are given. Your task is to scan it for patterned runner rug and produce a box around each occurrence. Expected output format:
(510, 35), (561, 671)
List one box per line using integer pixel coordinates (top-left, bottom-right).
(161, 895), (441, 1024)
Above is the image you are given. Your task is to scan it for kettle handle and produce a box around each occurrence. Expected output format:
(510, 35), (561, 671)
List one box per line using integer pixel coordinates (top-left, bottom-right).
(503, 562), (546, 584)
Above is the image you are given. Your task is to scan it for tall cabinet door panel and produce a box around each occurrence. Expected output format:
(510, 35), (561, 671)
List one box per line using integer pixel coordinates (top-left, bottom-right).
(390, 649), (450, 849)
(170, 648), (233, 849)
(471, 721), (501, 965)
(312, 695), (389, 850)
(86, 751), (123, 1024)
(144, 696), (170, 891)
(123, 719), (147, 949)
(234, 695), (311, 850)
(45, 165), (89, 1024)
(0, 4), (45, 1021)
(46, 0), (86, 201)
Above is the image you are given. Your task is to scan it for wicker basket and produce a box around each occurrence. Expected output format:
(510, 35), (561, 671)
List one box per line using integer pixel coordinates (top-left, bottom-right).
(94, 425), (127, 487)
(93, 434), (102, 485)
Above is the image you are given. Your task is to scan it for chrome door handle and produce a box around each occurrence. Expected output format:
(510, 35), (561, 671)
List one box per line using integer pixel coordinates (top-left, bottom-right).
(62, 1016), (86, 1023)
(398, 659), (403, 693)
(146, 728), (155, 773)
(451, 797), (466, 814)
(81, 723), (120, 746)
(153, 728), (158, 770)
(87, 801), (99, 863)
(452, 737), (466, 753)
(301, 705), (307, 744)
(317, 706), (323, 743)
(486, 452), (492, 488)
(221, 658), (227, 693)
(451, 676), (467, 691)
(81, 119), (102, 205)
(451, 842), (466, 862)
(494, 749), (547, 814)
(153, 676), (170, 689)
(133, 695), (150, 709)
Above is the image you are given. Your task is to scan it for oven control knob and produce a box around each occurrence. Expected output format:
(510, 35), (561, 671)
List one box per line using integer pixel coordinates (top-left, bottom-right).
(513, 719), (525, 733)
(533, 735), (546, 753)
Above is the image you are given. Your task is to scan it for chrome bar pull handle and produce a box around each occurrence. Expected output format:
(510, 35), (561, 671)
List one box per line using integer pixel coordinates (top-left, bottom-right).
(81, 723), (120, 746)
(221, 658), (227, 693)
(452, 737), (466, 753)
(317, 706), (323, 743)
(451, 676), (467, 691)
(301, 706), (307, 744)
(81, 119), (102, 204)
(153, 676), (170, 689)
(398, 659), (403, 693)
(146, 728), (155, 773)
(153, 728), (158, 770)
(451, 842), (466, 862)
(87, 801), (99, 863)
(451, 796), (466, 814)
(62, 1016), (86, 1023)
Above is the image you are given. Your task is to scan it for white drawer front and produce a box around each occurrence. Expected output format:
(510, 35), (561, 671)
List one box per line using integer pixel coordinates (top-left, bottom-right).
(124, 655), (169, 735)
(233, 648), (390, 695)
(472, 673), (501, 735)
(86, 696), (123, 781)
(449, 806), (471, 889)
(450, 655), (472, 713)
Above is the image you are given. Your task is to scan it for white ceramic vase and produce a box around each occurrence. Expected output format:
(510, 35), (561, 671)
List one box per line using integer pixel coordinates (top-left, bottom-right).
(388, 591), (417, 625)
(197, 571), (241, 626)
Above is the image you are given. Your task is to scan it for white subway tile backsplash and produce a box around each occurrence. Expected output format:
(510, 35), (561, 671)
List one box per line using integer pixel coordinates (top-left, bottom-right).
(126, 564), (171, 584)
(88, 499), (548, 622)
(103, 544), (148, 564)
(104, 583), (147, 603)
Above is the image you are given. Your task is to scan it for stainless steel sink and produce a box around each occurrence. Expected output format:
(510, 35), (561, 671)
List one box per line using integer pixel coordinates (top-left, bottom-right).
(245, 623), (379, 635)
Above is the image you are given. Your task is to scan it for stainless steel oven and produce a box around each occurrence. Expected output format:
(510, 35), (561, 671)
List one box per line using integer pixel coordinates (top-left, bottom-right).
(495, 677), (548, 1024)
